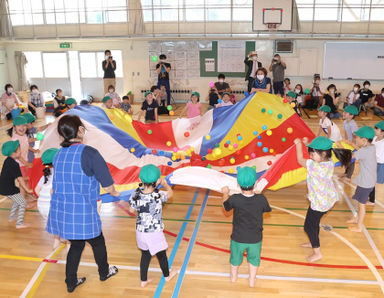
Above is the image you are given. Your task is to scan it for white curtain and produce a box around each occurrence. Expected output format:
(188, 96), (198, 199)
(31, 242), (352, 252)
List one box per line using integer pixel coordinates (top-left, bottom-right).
(130, 0), (144, 34)
(0, 0), (13, 37)
(15, 51), (28, 91)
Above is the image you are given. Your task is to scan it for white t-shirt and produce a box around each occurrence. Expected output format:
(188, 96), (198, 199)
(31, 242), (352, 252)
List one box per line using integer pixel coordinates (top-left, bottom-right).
(347, 91), (360, 105)
(215, 101), (233, 108)
(320, 117), (342, 142)
(37, 171), (53, 219)
(372, 137), (384, 163)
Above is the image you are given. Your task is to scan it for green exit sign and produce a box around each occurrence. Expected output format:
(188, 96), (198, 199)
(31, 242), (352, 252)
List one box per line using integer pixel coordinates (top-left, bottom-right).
(59, 42), (71, 49)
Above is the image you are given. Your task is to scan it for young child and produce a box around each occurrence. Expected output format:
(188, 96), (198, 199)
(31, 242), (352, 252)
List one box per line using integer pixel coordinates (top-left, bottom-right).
(345, 84), (361, 109)
(368, 121), (384, 205)
(138, 91), (159, 124)
(53, 89), (67, 117)
(308, 76), (323, 110)
(127, 164), (178, 287)
(221, 166), (271, 287)
(65, 98), (77, 110)
(286, 91), (301, 117)
(294, 136), (351, 262)
(342, 105), (359, 180)
(294, 84), (304, 106)
(215, 92), (233, 108)
(102, 96), (114, 109)
(346, 126), (377, 232)
(23, 113), (40, 164)
(359, 81), (375, 111)
(180, 91), (202, 118)
(0, 140), (33, 228)
(284, 78), (292, 95)
(317, 105), (342, 142)
(27, 84), (45, 116)
(35, 148), (68, 249)
(105, 85), (121, 108)
(121, 96), (133, 115)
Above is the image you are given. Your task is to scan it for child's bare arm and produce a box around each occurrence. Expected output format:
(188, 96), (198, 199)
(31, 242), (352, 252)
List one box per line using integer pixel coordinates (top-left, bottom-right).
(17, 177), (33, 193)
(179, 105), (188, 118)
(221, 186), (230, 203)
(160, 178), (173, 199)
(137, 110), (144, 122)
(19, 157), (32, 168)
(294, 138), (307, 168)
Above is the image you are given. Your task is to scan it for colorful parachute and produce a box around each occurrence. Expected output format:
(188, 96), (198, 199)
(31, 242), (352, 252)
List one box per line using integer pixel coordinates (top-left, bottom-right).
(30, 92), (316, 202)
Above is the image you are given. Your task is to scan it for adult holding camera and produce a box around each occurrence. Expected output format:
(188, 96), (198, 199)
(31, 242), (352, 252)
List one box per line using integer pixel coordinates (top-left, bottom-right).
(102, 50), (116, 95)
(269, 54), (286, 96)
(244, 51), (262, 93)
(156, 54), (172, 106)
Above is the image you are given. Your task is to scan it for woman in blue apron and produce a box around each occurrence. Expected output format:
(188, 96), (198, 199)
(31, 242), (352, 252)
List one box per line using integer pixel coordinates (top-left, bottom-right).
(46, 115), (120, 293)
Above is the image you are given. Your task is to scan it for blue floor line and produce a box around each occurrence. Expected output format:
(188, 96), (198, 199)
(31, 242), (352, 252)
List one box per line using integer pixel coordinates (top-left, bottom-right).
(153, 188), (200, 298)
(171, 189), (210, 298)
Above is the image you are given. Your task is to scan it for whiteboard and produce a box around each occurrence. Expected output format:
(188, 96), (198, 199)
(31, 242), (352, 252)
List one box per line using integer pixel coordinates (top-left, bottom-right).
(323, 42), (384, 80)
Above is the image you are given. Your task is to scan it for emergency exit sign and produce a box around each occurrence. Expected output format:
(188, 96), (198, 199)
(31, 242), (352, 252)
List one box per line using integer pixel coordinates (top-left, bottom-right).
(59, 42), (71, 49)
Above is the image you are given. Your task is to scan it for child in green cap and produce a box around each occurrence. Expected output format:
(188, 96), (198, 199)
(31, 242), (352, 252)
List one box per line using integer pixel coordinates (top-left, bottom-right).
(295, 136), (351, 262)
(221, 166), (271, 287)
(286, 90), (302, 117)
(341, 105), (359, 180)
(317, 105), (342, 142)
(138, 91), (159, 124)
(345, 126), (377, 232)
(102, 96), (113, 109)
(0, 140), (33, 229)
(127, 164), (178, 287)
(367, 121), (384, 204)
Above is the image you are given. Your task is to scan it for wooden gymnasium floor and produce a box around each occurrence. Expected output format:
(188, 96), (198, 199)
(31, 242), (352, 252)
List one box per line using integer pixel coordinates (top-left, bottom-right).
(0, 103), (384, 298)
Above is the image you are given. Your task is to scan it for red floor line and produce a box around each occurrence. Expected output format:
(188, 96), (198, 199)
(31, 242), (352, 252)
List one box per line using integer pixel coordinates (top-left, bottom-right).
(115, 202), (382, 270)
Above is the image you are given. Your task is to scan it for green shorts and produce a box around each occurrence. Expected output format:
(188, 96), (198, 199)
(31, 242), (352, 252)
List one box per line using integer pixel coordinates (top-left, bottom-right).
(230, 240), (262, 267)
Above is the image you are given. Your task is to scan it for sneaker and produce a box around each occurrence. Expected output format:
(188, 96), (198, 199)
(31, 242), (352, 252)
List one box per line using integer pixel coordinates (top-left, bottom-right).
(100, 266), (118, 281)
(67, 277), (86, 293)
(16, 223), (30, 229)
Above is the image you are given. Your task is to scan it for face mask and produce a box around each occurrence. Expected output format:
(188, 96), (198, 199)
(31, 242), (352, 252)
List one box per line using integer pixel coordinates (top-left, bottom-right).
(252, 56), (258, 61)
(353, 87), (358, 92)
(382, 93), (384, 97)
(315, 80), (320, 84)
(364, 85), (369, 89)
(32, 89), (38, 94)
(7, 88), (13, 94)
(160, 59), (165, 62)
(219, 79), (224, 83)
(273, 57), (279, 62)
(257, 74), (264, 80)
(330, 89), (335, 94)
(108, 89), (113, 93)
(295, 89), (300, 94)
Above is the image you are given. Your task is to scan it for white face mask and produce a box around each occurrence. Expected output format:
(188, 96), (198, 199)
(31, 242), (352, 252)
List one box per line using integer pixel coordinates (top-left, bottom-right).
(353, 87), (358, 92)
(219, 79), (224, 83)
(257, 74), (264, 80)
(382, 93), (384, 97)
(32, 89), (38, 94)
(108, 89), (114, 93)
(330, 89), (335, 94)
(364, 85), (369, 89)
(252, 56), (258, 61)
(7, 88), (13, 93)
(295, 89), (300, 94)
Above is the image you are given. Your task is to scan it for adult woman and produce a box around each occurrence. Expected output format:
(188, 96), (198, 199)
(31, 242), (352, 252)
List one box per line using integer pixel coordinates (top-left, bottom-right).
(322, 84), (341, 119)
(1, 84), (22, 120)
(250, 67), (272, 94)
(46, 115), (119, 293)
(27, 84), (45, 116)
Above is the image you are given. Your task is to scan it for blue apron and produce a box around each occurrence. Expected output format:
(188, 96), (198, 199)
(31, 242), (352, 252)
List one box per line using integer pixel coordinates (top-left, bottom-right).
(46, 144), (101, 240)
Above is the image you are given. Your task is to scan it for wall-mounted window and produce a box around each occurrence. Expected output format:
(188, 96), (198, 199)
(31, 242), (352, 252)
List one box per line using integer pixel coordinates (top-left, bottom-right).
(79, 50), (123, 78)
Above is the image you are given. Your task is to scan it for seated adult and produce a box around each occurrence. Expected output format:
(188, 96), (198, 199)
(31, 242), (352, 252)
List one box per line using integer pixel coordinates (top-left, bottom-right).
(322, 84), (341, 119)
(1, 84), (22, 120)
(53, 89), (67, 117)
(27, 84), (45, 116)
(373, 88), (384, 116)
(250, 68), (271, 94)
(214, 74), (231, 96)
(359, 81), (375, 108)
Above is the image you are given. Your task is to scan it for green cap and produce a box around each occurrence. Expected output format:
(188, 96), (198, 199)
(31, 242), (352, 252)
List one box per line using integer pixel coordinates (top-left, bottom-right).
(22, 113), (36, 123)
(237, 166), (257, 188)
(41, 148), (59, 165)
(374, 120), (384, 131)
(65, 98), (76, 105)
(191, 91), (200, 98)
(144, 91), (152, 97)
(307, 136), (333, 150)
(354, 126), (375, 139)
(13, 116), (27, 126)
(102, 96), (111, 103)
(319, 105), (331, 113)
(2, 140), (20, 157)
(343, 105), (358, 115)
(286, 91), (297, 98)
(139, 164), (161, 184)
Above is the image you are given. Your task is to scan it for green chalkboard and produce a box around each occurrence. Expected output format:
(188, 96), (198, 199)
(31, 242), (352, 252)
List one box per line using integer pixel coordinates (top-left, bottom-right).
(199, 41), (255, 77)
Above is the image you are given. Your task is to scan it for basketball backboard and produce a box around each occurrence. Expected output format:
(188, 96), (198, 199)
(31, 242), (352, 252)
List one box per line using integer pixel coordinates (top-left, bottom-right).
(252, 0), (293, 31)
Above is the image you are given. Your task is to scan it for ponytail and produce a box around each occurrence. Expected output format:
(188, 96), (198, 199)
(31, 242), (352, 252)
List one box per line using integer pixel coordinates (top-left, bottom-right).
(132, 182), (158, 201)
(332, 148), (352, 168)
(42, 164), (52, 184)
(7, 127), (13, 137)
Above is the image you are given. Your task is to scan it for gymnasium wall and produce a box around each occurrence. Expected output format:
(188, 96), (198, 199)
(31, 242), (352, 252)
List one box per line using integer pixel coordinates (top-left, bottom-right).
(1, 38), (384, 103)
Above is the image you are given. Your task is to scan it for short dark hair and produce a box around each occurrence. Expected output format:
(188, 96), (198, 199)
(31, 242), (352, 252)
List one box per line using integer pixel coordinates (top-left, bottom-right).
(240, 185), (255, 191)
(107, 85), (115, 90)
(160, 83), (166, 88)
(79, 100), (89, 105)
(57, 115), (85, 147)
(159, 54), (166, 60)
(284, 78), (290, 83)
(104, 50), (111, 55)
(30, 84), (38, 91)
(274, 54), (280, 57)
(122, 95), (129, 100)
(256, 67), (268, 76)
(218, 73), (225, 79)
(56, 89), (62, 94)
(150, 85), (158, 92)
(4, 83), (12, 91)
(363, 80), (370, 86)
(327, 84), (336, 91)
(354, 83), (361, 89)
(381, 87), (384, 93)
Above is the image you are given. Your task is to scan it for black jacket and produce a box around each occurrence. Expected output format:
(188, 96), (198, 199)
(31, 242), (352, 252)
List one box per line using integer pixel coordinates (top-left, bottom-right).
(244, 58), (262, 81)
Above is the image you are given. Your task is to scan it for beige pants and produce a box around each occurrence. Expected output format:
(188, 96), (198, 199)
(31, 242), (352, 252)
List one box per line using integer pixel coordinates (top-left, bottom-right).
(104, 78), (116, 94)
